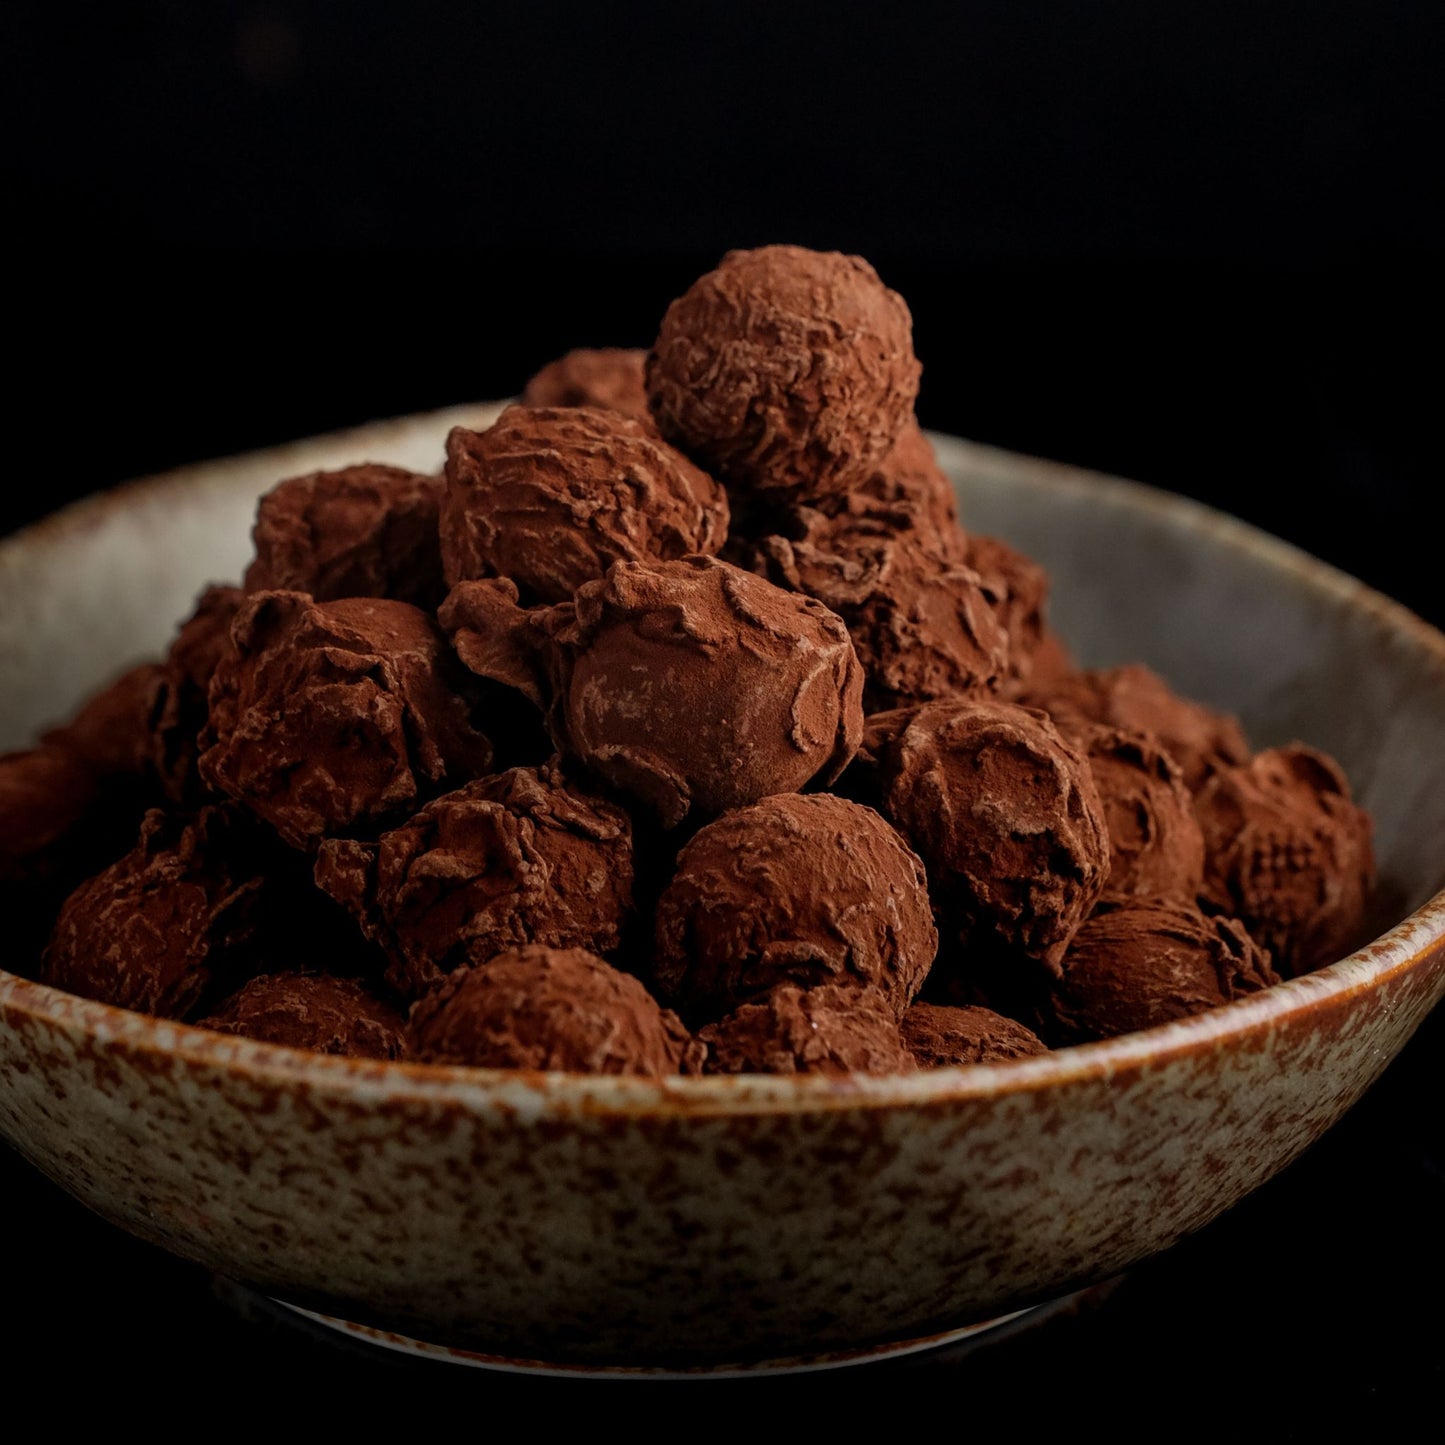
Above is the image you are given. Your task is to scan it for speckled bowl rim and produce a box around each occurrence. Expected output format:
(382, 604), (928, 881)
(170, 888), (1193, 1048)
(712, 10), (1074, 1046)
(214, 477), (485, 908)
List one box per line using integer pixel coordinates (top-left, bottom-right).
(3, 406), (1443, 1119)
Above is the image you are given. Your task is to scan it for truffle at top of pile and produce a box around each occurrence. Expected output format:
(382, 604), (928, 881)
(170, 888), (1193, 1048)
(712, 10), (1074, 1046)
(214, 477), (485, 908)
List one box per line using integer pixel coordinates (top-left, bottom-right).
(3, 243), (1377, 1077)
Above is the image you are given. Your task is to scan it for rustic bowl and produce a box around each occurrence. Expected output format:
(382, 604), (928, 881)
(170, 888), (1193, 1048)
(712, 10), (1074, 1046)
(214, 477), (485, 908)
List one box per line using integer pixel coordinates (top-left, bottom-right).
(2, 405), (1443, 1374)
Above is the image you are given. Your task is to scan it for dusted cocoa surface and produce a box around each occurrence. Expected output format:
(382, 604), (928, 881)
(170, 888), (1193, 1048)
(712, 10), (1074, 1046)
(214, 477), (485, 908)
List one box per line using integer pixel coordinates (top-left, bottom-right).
(244, 464), (446, 609)
(1042, 896), (1279, 1044)
(199, 971), (407, 1059)
(855, 421), (965, 558)
(315, 762), (635, 1000)
(876, 698), (1110, 975)
(901, 1001), (1048, 1067)
(698, 982), (915, 1075)
(408, 945), (695, 1075)
(199, 592), (493, 850)
(521, 347), (651, 421)
(653, 792), (937, 1019)
(965, 533), (1053, 686)
(646, 245), (920, 501)
(439, 406), (728, 603)
(41, 807), (263, 1020)
(1195, 744), (1376, 977)
(1019, 663), (1250, 793)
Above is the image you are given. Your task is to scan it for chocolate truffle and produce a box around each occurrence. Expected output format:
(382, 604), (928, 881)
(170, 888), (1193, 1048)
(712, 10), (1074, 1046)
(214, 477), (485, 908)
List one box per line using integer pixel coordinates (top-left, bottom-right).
(965, 533), (1056, 686)
(749, 498), (1009, 711)
(1043, 897), (1279, 1043)
(150, 585), (245, 803)
(442, 556), (864, 827)
(244, 464), (446, 608)
(521, 347), (651, 421)
(42, 807), (263, 1019)
(875, 699), (1110, 975)
(698, 983), (915, 1076)
(1019, 663), (1250, 792)
(315, 762), (635, 999)
(408, 945), (695, 1076)
(855, 421), (966, 559)
(653, 792), (937, 1018)
(439, 406), (729, 604)
(199, 972), (407, 1059)
(646, 245), (920, 501)
(1194, 744), (1375, 977)
(199, 592), (493, 850)
(1084, 726), (1206, 901)
(1, 745), (113, 906)
(45, 662), (164, 778)
(901, 1002), (1048, 1067)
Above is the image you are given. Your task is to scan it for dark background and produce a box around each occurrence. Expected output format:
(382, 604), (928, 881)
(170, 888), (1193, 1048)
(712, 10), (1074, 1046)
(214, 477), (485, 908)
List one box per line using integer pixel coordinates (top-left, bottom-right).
(3, 2), (1441, 1423)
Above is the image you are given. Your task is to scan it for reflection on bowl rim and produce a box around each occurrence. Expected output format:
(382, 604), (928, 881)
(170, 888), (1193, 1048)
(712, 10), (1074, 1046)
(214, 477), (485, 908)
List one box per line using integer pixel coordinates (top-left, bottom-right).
(2, 407), (1443, 1118)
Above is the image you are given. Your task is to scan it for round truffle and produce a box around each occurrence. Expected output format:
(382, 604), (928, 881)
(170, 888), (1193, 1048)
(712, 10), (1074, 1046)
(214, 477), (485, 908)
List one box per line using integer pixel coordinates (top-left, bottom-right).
(199, 971), (407, 1059)
(521, 347), (651, 421)
(199, 592), (493, 850)
(1194, 744), (1375, 977)
(244, 464), (445, 608)
(408, 945), (695, 1076)
(876, 699), (1110, 975)
(314, 762), (635, 1000)
(646, 245), (920, 502)
(1019, 663), (1250, 793)
(900, 1002), (1048, 1068)
(653, 792), (937, 1018)
(698, 983), (915, 1076)
(749, 499), (1009, 711)
(439, 407), (729, 604)
(1042, 897), (1279, 1043)
(1083, 726), (1206, 901)
(42, 807), (264, 1019)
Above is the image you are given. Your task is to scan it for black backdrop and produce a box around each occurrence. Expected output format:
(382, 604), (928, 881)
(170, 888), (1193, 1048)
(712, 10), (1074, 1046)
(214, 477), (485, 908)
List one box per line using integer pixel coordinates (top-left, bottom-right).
(3, 2), (1442, 1423)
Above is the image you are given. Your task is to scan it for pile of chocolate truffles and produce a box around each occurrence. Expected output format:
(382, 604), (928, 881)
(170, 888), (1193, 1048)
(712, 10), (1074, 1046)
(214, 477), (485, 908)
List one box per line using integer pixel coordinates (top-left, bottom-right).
(1, 245), (1379, 1076)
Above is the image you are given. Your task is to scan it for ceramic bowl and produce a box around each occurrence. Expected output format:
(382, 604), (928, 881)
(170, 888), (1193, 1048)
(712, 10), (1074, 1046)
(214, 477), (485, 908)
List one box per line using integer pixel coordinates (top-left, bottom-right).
(3, 404), (1443, 1373)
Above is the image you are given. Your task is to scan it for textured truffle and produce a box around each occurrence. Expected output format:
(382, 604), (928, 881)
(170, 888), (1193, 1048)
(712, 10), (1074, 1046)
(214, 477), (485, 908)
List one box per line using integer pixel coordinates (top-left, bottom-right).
(1043, 897), (1280, 1043)
(646, 245), (920, 501)
(42, 807), (264, 1019)
(408, 945), (695, 1075)
(901, 1002), (1048, 1067)
(1194, 744), (1375, 977)
(855, 421), (966, 559)
(439, 407), (728, 603)
(442, 556), (864, 827)
(199, 971), (407, 1059)
(875, 699), (1110, 975)
(965, 533), (1055, 686)
(45, 663), (164, 779)
(1084, 726), (1206, 901)
(199, 592), (493, 850)
(315, 762), (635, 1000)
(698, 983), (915, 1076)
(244, 464), (445, 608)
(653, 792), (937, 1018)
(1019, 663), (1250, 792)
(521, 347), (651, 421)
(749, 498), (1008, 711)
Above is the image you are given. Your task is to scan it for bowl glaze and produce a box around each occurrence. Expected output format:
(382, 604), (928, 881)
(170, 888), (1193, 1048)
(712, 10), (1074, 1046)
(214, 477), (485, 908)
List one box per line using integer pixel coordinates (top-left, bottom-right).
(2, 405), (1443, 1369)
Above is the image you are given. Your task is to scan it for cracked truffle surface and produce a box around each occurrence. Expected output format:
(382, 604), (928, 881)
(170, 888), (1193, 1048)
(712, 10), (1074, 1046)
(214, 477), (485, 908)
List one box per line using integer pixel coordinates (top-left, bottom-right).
(1020, 663), (1250, 792)
(446, 556), (864, 827)
(653, 792), (937, 1018)
(408, 945), (695, 1075)
(521, 347), (651, 421)
(315, 762), (634, 1000)
(1043, 896), (1279, 1043)
(698, 983), (915, 1076)
(876, 699), (1110, 975)
(439, 407), (728, 604)
(1194, 744), (1375, 977)
(646, 245), (920, 502)
(199, 971), (407, 1059)
(749, 499), (1008, 711)
(42, 807), (263, 1019)
(244, 464), (445, 608)
(901, 1002), (1048, 1067)
(199, 592), (493, 850)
